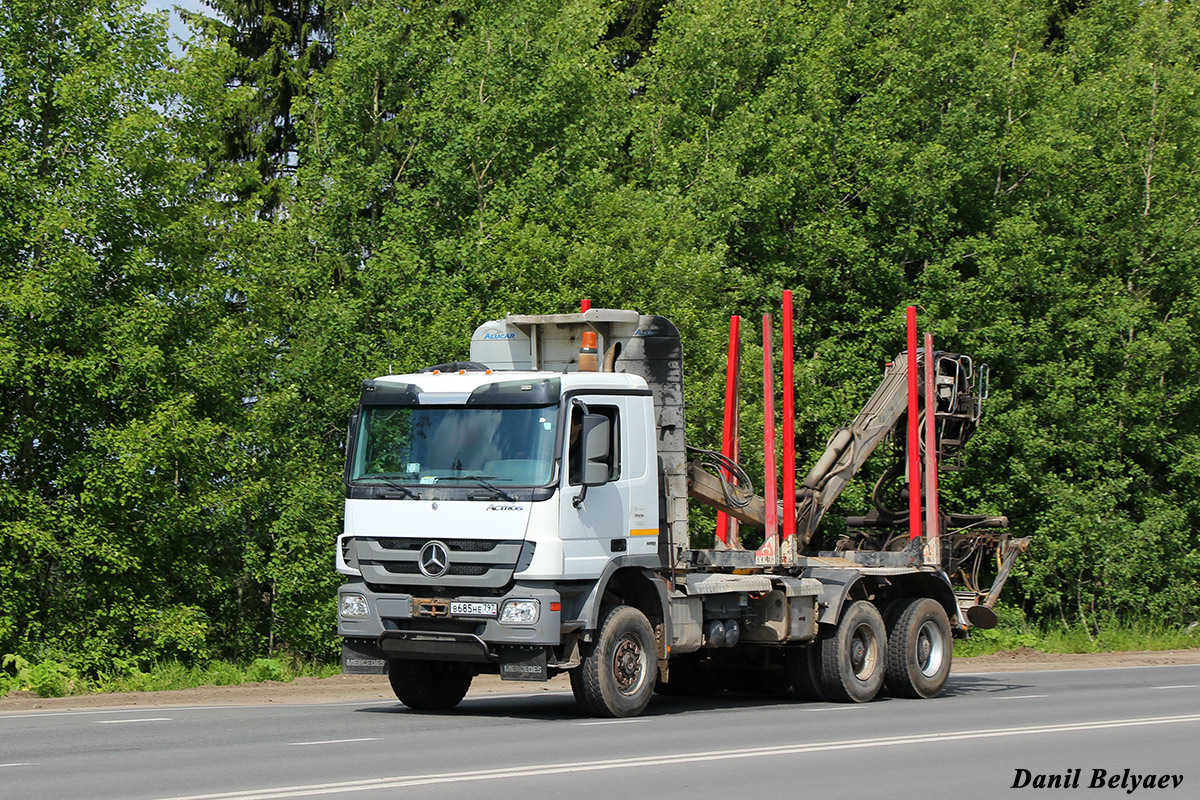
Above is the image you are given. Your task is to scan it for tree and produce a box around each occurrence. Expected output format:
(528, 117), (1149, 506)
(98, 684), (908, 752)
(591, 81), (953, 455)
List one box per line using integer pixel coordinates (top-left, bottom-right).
(5, 0), (1199, 674)
(181, 0), (333, 212)
(0, 0), (269, 667)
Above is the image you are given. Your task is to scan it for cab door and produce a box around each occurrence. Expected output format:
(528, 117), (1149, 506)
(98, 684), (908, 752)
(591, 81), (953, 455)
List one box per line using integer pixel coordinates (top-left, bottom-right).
(558, 397), (627, 578)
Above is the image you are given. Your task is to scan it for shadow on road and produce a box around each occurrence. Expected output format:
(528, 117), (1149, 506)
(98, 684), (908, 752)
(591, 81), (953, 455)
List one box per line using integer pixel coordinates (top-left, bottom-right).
(351, 687), (941, 721)
(942, 675), (1037, 696)
(351, 671), (1047, 721)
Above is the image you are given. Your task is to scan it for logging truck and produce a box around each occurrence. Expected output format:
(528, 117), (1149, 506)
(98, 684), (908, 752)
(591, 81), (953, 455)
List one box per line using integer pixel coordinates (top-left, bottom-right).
(336, 304), (1025, 717)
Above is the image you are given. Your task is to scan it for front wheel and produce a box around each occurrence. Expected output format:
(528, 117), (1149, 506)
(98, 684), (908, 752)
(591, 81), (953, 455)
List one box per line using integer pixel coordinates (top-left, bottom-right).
(571, 605), (657, 717)
(816, 600), (886, 703)
(884, 598), (952, 698)
(388, 659), (473, 710)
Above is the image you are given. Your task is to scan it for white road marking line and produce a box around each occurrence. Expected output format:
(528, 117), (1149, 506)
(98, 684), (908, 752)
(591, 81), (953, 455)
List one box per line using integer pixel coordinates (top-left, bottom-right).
(95, 718), (172, 724)
(995, 694), (1048, 700)
(0, 693), (572, 722)
(0, 700), (399, 721)
(0, 763), (37, 768)
(1151, 684), (1198, 689)
(146, 712), (1200, 800)
(287, 738), (381, 746)
(807, 705), (867, 712)
(1, 708), (175, 720)
(575, 718), (647, 726)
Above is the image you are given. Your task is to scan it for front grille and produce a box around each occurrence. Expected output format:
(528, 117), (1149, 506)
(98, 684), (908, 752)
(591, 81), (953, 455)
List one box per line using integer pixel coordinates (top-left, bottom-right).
(376, 538), (499, 553)
(381, 562), (489, 577)
(355, 536), (524, 589)
(447, 564), (488, 576)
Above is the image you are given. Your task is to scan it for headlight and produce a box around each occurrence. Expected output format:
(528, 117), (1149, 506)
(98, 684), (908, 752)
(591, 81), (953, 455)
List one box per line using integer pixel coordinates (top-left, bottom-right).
(340, 593), (370, 619)
(499, 599), (540, 625)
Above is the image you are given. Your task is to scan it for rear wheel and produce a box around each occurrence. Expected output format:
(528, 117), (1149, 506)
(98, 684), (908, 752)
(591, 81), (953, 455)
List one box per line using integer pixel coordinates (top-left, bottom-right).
(388, 659), (473, 710)
(816, 600), (886, 703)
(884, 598), (952, 698)
(571, 605), (657, 717)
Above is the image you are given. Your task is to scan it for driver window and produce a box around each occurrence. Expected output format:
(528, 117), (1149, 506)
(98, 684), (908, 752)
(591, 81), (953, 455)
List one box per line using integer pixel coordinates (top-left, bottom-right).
(568, 405), (620, 486)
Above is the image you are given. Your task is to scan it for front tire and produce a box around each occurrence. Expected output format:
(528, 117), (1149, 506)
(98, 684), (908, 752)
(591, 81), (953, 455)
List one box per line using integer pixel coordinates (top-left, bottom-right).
(388, 659), (473, 710)
(817, 600), (886, 703)
(884, 598), (952, 699)
(571, 605), (657, 717)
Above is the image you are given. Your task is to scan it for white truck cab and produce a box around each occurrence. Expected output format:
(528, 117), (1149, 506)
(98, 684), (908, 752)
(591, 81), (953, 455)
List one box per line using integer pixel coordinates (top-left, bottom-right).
(337, 311), (689, 700)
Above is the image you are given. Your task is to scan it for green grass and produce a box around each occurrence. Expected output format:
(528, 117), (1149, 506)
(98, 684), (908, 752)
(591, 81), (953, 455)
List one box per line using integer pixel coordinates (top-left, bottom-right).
(953, 605), (1200, 658)
(95, 658), (342, 694)
(1, 655), (340, 698)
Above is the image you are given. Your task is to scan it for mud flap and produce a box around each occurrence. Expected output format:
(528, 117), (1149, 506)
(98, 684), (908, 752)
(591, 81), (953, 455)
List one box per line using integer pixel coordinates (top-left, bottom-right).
(341, 638), (388, 674)
(499, 646), (549, 681)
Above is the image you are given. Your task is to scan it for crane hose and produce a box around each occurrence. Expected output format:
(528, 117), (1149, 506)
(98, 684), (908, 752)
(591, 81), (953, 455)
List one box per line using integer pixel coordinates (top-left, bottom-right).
(686, 445), (756, 509)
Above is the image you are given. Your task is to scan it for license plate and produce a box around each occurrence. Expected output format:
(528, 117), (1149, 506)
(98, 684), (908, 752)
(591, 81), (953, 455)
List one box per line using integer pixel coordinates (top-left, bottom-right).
(450, 601), (497, 617)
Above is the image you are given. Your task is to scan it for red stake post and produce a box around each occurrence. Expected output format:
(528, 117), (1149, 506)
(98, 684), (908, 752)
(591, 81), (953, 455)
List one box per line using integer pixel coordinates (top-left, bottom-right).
(906, 306), (922, 541)
(757, 314), (779, 565)
(922, 331), (941, 565)
(781, 291), (796, 563)
(717, 316), (741, 547)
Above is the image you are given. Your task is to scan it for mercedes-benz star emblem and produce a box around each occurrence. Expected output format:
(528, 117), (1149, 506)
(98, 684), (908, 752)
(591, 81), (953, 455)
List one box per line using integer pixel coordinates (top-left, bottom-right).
(418, 541), (450, 578)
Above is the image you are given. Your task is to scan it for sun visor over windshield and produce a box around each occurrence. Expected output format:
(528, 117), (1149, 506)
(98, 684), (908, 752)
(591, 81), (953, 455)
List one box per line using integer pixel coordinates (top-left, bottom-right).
(466, 378), (560, 406)
(360, 380), (422, 406)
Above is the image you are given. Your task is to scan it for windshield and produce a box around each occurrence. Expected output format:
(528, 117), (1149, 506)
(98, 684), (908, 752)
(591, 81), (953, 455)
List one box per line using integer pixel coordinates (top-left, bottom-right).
(349, 404), (559, 487)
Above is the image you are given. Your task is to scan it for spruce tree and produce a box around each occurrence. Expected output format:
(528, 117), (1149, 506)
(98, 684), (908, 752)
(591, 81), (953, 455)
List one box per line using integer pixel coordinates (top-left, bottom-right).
(181, 1), (332, 213)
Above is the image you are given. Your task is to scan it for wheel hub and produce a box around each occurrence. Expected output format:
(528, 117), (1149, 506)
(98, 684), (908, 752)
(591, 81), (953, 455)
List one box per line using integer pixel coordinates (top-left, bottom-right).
(915, 619), (945, 678)
(613, 636), (645, 695)
(849, 623), (878, 680)
(851, 639), (867, 671)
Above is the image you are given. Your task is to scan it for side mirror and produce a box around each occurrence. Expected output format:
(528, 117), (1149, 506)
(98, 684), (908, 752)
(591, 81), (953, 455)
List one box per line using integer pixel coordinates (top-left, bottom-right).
(572, 414), (612, 508)
(343, 412), (360, 485)
(580, 415), (611, 486)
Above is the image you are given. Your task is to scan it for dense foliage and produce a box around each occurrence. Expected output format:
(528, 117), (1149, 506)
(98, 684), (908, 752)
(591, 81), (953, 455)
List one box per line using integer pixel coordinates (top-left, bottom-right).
(2, 0), (1198, 672)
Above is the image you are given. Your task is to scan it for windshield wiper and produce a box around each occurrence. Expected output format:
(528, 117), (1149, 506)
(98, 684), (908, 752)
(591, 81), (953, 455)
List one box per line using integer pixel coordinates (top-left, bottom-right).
(359, 476), (421, 499)
(456, 475), (517, 502)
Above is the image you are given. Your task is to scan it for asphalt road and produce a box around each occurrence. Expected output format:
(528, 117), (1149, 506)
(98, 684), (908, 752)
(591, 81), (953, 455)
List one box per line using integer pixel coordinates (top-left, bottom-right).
(2, 665), (1197, 800)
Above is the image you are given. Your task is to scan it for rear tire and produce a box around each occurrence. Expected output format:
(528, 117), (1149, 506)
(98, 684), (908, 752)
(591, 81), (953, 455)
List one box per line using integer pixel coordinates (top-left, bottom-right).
(884, 598), (952, 699)
(816, 600), (886, 703)
(571, 605), (657, 717)
(388, 659), (473, 710)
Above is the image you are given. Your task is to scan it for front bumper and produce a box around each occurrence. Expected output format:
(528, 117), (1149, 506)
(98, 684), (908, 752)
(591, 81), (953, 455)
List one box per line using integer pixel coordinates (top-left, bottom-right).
(338, 579), (564, 672)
